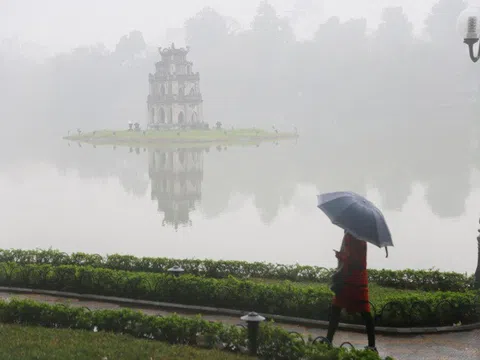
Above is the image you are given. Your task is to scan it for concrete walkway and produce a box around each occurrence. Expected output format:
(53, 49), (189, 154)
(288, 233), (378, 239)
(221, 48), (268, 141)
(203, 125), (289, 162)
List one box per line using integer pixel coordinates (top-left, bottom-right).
(1, 291), (478, 360)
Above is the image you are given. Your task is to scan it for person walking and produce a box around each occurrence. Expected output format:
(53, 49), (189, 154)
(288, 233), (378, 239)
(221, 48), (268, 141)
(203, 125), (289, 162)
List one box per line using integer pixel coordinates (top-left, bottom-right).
(326, 231), (377, 353)
(316, 191), (394, 353)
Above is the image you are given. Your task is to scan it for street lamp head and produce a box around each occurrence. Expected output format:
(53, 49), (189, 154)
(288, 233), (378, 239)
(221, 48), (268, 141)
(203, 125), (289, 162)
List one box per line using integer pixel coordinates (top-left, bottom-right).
(457, 7), (480, 41)
(459, 7), (480, 62)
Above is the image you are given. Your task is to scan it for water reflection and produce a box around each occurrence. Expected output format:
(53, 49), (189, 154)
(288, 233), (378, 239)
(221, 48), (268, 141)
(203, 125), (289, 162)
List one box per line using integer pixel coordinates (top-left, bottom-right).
(149, 148), (204, 230)
(59, 132), (480, 224)
(4, 127), (480, 273)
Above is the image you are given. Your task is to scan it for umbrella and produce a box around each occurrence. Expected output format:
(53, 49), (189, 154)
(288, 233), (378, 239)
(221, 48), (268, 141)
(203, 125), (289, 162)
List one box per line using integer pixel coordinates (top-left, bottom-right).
(317, 191), (393, 255)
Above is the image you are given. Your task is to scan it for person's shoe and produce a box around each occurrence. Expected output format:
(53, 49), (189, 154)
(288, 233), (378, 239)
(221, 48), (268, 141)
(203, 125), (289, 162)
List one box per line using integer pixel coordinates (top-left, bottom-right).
(364, 346), (378, 353)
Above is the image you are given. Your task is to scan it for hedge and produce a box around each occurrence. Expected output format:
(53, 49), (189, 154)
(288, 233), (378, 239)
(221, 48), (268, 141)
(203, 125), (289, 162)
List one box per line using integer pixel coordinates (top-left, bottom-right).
(0, 298), (391, 360)
(0, 249), (472, 292)
(0, 262), (478, 327)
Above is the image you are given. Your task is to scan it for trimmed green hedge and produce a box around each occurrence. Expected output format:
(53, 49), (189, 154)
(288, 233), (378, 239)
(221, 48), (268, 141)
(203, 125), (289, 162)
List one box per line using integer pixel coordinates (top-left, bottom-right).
(0, 299), (393, 360)
(0, 298), (391, 360)
(0, 249), (473, 291)
(0, 262), (478, 327)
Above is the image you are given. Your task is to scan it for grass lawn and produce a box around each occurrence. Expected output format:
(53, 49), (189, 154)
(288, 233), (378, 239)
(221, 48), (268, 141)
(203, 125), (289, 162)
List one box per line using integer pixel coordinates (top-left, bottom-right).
(0, 323), (250, 360)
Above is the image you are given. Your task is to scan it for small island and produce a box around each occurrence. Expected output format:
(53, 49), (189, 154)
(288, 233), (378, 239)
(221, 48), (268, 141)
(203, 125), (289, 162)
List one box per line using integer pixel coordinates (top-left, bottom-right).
(64, 43), (298, 148)
(63, 128), (298, 148)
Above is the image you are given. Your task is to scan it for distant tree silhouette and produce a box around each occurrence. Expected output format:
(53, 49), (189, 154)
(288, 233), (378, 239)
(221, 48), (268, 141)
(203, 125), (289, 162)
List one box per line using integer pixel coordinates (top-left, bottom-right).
(114, 30), (147, 60)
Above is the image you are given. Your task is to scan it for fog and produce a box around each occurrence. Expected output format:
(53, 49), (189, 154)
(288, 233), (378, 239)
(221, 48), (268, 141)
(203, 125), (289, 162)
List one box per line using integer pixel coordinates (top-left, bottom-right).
(2, 0), (480, 272)
(3, 0), (444, 53)
(3, 0), (478, 136)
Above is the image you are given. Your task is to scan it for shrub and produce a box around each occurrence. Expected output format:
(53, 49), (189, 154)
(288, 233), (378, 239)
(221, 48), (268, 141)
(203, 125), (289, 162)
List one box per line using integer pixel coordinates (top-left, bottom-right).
(0, 298), (390, 360)
(0, 262), (477, 327)
(0, 249), (473, 292)
(368, 269), (473, 292)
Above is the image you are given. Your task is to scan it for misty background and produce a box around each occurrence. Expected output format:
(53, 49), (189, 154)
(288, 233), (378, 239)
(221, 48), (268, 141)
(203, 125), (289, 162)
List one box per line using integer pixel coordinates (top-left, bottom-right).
(2, 0), (480, 272)
(3, 0), (479, 135)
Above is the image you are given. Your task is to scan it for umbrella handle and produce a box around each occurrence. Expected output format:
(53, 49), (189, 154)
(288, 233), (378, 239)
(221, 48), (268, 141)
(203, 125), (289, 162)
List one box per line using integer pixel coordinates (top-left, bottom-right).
(385, 247), (389, 258)
(335, 251), (347, 262)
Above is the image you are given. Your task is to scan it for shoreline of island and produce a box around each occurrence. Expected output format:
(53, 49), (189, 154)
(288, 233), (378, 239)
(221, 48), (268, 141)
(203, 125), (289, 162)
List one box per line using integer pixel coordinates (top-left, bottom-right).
(63, 129), (299, 148)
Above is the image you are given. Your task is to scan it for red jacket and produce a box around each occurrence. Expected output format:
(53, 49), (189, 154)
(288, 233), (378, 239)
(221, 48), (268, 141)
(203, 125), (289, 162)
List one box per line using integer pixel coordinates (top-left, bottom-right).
(332, 232), (370, 313)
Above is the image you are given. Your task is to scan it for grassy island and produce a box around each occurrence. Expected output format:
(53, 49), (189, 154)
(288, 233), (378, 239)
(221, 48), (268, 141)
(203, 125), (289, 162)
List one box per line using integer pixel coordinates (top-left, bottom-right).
(63, 128), (298, 147)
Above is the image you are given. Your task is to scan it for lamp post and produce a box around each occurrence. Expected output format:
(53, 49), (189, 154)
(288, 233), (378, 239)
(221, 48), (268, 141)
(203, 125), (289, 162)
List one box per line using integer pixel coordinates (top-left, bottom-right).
(167, 265), (184, 277)
(475, 219), (480, 289)
(458, 7), (480, 62)
(458, 7), (480, 287)
(240, 312), (265, 356)
(459, 7), (480, 287)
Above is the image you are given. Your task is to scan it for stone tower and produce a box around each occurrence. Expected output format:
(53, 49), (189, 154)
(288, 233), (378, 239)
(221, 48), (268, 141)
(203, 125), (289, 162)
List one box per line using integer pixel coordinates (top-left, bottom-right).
(147, 43), (204, 129)
(149, 148), (204, 230)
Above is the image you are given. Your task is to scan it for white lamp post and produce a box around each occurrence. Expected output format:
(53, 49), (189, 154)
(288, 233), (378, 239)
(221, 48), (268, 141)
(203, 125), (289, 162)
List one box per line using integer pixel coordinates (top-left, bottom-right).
(458, 7), (480, 288)
(458, 7), (480, 62)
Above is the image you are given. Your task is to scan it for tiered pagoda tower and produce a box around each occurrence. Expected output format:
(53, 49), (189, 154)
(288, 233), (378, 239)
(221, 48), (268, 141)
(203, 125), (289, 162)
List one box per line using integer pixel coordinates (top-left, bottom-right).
(147, 43), (204, 128)
(148, 148), (204, 230)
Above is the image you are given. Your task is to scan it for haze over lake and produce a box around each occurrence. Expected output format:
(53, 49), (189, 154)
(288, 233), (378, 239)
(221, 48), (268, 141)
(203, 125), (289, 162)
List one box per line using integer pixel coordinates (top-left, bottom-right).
(3, 0), (480, 275)
(2, 117), (479, 274)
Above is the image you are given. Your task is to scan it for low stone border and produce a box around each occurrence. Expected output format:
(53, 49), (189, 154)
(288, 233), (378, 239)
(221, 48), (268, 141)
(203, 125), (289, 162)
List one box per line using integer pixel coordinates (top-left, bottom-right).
(1, 286), (479, 335)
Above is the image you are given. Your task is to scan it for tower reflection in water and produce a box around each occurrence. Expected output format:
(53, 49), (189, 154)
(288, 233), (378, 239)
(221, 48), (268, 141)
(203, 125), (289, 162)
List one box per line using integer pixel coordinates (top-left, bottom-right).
(149, 147), (204, 230)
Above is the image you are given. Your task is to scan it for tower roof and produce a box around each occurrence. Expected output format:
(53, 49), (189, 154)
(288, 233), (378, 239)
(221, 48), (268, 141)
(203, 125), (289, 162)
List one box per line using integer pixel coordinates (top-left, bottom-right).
(158, 43), (190, 56)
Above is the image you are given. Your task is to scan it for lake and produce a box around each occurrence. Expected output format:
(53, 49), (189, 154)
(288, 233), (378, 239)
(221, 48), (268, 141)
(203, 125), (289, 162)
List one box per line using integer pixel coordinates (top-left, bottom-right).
(2, 122), (479, 274)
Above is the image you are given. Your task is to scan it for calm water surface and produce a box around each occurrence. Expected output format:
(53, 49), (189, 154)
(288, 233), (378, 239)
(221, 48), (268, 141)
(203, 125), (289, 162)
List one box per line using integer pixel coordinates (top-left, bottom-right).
(2, 128), (479, 274)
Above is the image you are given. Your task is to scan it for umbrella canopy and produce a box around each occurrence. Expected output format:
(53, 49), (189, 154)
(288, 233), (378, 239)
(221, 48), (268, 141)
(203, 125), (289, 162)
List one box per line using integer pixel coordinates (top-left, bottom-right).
(317, 191), (393, 250)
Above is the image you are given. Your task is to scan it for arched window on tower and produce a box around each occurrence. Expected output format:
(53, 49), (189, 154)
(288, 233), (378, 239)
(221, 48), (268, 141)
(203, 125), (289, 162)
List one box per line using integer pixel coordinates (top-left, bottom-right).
(159, 108), (166, 123)
(178, 112), (185, 125)
(150, 108), (155, 123)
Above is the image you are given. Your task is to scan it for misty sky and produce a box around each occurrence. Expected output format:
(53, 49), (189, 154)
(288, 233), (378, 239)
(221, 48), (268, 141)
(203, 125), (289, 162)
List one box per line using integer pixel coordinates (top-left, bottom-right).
(4, 0), (478, 54)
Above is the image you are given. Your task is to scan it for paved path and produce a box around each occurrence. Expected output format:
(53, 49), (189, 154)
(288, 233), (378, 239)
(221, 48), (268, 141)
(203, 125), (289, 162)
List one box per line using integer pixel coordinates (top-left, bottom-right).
(1, 291), (478, 360)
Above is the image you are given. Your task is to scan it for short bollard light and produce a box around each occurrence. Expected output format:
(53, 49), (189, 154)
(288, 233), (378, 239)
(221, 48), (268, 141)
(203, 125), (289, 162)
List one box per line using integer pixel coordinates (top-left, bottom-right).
(167, 265), (184, 277)
(240, 311), (265, 355)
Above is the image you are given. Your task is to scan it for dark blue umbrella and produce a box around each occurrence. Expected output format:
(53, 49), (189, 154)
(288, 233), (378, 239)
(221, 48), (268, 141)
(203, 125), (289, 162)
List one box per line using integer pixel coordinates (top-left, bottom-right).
(317, 191), (393, 255)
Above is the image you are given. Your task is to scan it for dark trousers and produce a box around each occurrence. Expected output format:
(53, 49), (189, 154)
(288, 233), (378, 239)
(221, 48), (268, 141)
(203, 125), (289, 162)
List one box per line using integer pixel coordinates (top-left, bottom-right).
(326, 305), (376, 347)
